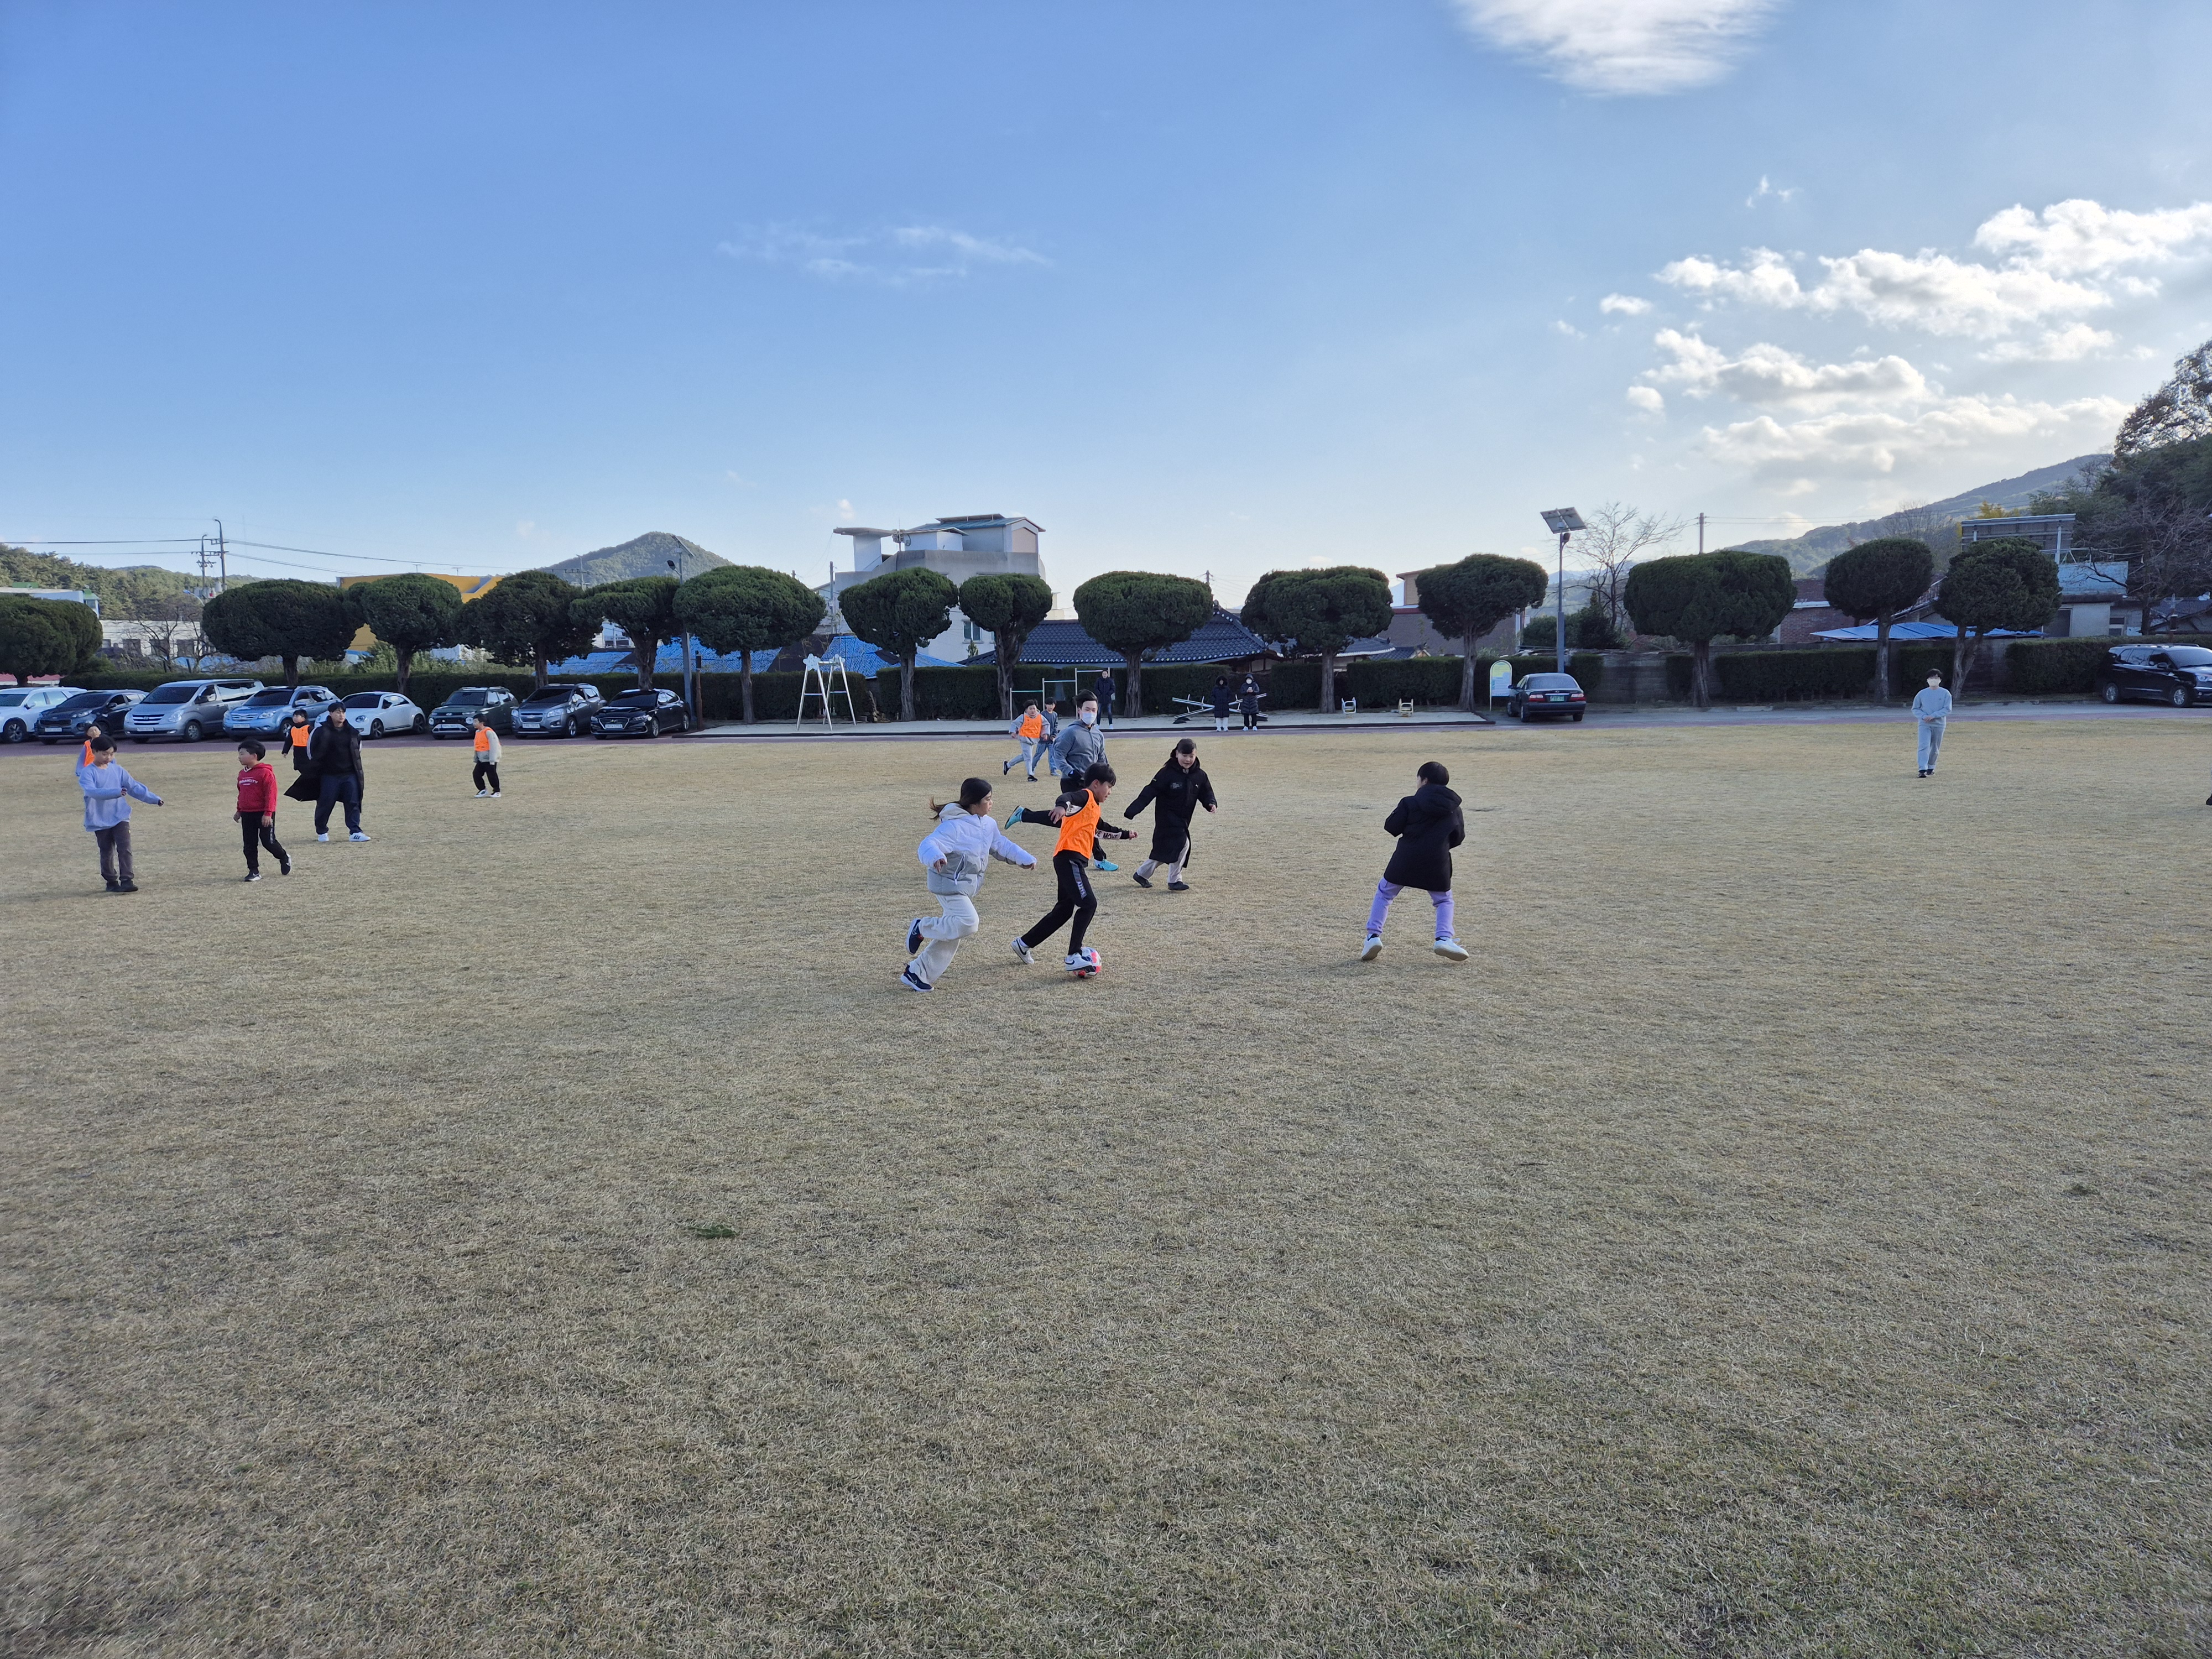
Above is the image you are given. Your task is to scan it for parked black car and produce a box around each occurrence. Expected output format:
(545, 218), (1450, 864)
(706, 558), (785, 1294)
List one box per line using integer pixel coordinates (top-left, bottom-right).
(1507, 672), (1588, 722)
(510, 683), (605, 738)
(430, 686), (520, 738)
(590, 687), (690, 738)
(35, 689), (147, 744)
(2098, 644), (2212, 706)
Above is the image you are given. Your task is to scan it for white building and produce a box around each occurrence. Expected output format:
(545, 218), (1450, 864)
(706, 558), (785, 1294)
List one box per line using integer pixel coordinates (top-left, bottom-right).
(821, 514), (1047, 662)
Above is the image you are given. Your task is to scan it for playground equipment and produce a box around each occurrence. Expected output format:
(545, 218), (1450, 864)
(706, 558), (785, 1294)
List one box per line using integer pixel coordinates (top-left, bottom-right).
(796, 654), (858, 729)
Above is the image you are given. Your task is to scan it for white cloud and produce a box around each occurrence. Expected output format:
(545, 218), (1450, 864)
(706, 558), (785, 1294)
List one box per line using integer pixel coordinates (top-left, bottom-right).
(721, 223), (1047, 283)
(515, 520), (536, 539)
(1746, 175), (1797, 208)
(1980, 322), (2116, 364)
(1654, 197), (2212, 340)
(1974, 199), (2212, 278)
(1698, 393), (2130, 485)
(1645, 328), (1928, 408)
(1447, 0), (1783, 95)
(1599, 293), (1652, 315)
(1554, 319), (1585, 338)
(1626, 385), (1666, 415)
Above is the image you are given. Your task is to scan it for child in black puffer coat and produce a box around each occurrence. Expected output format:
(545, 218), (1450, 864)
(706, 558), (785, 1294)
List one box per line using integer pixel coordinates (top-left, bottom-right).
(1361, 760), (1468, 963)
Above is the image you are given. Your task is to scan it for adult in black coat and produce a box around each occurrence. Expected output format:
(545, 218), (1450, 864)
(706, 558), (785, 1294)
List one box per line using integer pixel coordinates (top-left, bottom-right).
(1207, 674), (1234, 731)
(1122, 739), (1218, 889)
(1364, 760), (1468, 962)
(308, 711), (369, 840)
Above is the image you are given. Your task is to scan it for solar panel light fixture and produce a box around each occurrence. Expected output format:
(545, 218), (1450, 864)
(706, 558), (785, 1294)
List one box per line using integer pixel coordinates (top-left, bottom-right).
(1539, 508), (1584, 672)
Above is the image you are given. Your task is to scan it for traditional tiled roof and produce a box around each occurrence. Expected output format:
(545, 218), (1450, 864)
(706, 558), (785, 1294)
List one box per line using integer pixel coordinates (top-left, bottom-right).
(976, 608), (1275, 668)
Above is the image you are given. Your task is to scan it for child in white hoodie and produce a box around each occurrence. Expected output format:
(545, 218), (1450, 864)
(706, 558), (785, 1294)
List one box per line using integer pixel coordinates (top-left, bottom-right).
(904, 776), (1036, 992)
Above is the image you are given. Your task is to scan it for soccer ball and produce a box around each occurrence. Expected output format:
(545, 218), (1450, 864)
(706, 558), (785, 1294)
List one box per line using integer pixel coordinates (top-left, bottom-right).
(1068, 946), (1102, 978)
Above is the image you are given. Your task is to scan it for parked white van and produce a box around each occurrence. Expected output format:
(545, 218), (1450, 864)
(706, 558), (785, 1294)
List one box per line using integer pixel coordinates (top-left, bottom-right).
(123, 678), (263, 743)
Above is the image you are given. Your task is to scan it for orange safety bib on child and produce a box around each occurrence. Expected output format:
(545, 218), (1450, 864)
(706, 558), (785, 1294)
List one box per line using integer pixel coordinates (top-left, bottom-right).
(473, 728), (492, 754)
(1019, 711), (1044, 740)
(1052, 788), (1102, 858)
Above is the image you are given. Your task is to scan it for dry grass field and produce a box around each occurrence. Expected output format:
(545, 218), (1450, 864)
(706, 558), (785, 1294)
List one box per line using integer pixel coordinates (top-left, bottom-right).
(4, 717), (2209, 1656)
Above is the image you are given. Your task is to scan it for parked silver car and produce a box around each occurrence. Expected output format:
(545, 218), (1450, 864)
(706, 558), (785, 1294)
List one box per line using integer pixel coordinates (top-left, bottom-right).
(225, 684), (340, 737)
(0, 685), (84, 743)
(510, 682), (605, 738)
(123, 678), (263, 743)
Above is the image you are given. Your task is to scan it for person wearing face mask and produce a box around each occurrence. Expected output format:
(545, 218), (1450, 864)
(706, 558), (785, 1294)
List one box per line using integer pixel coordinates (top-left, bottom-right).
(1027, 693), (1117, 870)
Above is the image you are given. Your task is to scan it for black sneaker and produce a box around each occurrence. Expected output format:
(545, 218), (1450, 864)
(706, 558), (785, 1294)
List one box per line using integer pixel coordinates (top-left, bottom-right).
(1131, 871), (1152, 888)
(280, 858), (293, 875)
(1002, 759), (1012, 776)
(1167, 881), (1191, 892)
(118, 880), (139, 893)
(104, 879), (121, 893)
(244, 871), (262, 882)
(906, 918), (925, 956)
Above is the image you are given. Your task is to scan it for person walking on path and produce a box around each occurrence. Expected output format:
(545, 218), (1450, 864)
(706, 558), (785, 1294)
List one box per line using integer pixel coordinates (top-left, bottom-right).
(1237, 674), (1264, 733)
(1038, 693), (1118, 870)
(309, 708), (371, 842)
(471, 716), (503, 797)
(1208, 674), (1234, 733)
(1009, 762), (1135, 973)
(1095, 671), (1118, 728)
(902, 777), (1036, 992)
(233, 740), (290, 881)
(1123, 738), (1217, 891)
(1360, 760), (1469, 963)
(1912, 671), (1953, 778)
(76, 734), (162, 893)
(1003, 701), (1048, 781)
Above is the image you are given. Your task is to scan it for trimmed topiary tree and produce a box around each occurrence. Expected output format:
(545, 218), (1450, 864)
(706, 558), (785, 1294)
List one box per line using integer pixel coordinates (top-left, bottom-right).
(458, 570), (596, 689)
(201, 580), (356, 689)
(0, 595), (78, 685)
(840, 567), (957, 719)
(1822, 536), (1934, 702)
(957, 572), (1055, 718)
(1415, 553), (1550, 710)
(1624, 549), (1796, 709)
(576, 576), (682, 690)
(1072, 571), (1213, 717)
(344, 573), (464, 695)
(1246, 567), (1394, 710)
(1936, 537), (2059, 690)
(675, 566), (826, 723)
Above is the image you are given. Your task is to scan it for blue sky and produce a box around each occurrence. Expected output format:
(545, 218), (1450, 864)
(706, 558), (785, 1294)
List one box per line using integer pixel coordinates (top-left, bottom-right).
(5, 0), (2211, 603)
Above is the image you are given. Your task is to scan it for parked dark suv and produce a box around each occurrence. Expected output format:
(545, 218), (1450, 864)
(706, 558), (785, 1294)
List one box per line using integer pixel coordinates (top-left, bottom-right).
(510, 683), (604, 738)
(35, 689), (145, 744)
(430, 686), (519, 738)
(2098, 644), (2212, 706)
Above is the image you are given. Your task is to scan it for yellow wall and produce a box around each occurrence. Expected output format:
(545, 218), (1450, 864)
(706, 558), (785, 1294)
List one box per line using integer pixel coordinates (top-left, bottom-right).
(339, 573), (504, 653)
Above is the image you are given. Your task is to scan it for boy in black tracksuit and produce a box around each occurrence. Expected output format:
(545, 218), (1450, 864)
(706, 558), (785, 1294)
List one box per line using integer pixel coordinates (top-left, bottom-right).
(1122, 739), (1217, 890)
(1361, 760), (1468, 962)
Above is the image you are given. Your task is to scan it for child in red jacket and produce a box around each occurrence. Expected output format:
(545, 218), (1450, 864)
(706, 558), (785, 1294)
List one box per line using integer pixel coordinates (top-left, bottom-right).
(234, 740), (290, 881)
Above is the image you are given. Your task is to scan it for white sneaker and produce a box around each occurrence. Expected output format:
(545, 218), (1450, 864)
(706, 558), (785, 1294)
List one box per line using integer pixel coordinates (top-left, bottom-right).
(1433, 937), (1469, 963)
(1011, 937), (1034, 965)
(489, 791), (500, 798)
(474, 789), (488, 797)
(1360, 935), (1383, 962)
(315, 832), (329, 842)
(349, 832), (372, 842)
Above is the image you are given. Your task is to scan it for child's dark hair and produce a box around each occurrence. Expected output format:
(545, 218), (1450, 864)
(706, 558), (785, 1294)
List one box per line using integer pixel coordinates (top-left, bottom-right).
(88, 734), (115, 753)
(928, 776), (995, 815)
(1166, 738), (1196, 763)
(236, 738), (266, 759)
(1083, 761), (1117, 786)
(1418, 760), (1450, 786)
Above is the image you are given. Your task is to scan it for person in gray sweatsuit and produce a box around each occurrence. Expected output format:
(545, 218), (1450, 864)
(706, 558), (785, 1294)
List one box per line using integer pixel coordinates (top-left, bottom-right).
(1912, 671), (1953, 776)
(1034, 693), (1114, 867)
(904, 778), (1037, 991)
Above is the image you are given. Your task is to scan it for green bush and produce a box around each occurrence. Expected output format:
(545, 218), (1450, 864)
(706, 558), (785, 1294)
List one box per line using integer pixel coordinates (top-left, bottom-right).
(1665, 655), (1693, 700)
(1136, 663), (1240, 717)
(2002, 638), (2112, 695)
(1712, 649), (1875, 702)
(1344, 657), (1467, 706)
(1267, 661), (1323, 709)
(697, 672), (805, 722)
(1893, 643), (1955, 693)
(872, 666), (1001, 720)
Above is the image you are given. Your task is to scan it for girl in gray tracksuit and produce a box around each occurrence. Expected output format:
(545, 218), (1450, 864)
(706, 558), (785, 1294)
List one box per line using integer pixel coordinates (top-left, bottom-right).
(904, 776), (1036, 992)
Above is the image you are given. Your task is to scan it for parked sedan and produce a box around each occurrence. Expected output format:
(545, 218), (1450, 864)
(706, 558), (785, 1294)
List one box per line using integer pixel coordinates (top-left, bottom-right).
(510, 683), (604, 738)
(2097, 644), (2212, 706)
(429, 686), (519, 738)
(0, 685), (85, 742)
(35, 688), (145, 744)
(590, 687), (690, 738)
(1506, 672), (1588, 722)
(225, 684), (340, 737)
(337, 691), (426, 738)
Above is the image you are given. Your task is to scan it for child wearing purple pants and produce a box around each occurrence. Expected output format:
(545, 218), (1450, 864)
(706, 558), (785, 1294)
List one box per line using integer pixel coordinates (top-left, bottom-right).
(1360, 760), (1469, 963)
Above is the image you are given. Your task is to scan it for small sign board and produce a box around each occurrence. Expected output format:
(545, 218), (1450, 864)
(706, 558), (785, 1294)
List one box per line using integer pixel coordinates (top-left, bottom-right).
(1488, 659), (1513, 700)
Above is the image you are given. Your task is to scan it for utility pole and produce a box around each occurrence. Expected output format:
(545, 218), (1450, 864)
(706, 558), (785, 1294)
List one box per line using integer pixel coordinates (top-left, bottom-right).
(1697, 512), (1706, 555)
(213, 518), (228, 592)
(667, 555), (696, 721)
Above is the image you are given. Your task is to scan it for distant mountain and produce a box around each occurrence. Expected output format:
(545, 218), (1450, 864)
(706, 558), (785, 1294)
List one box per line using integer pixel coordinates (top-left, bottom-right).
(1730, 453), (2110, 575)
(0, 547), (213, 618)
(533, 532), (730, 588)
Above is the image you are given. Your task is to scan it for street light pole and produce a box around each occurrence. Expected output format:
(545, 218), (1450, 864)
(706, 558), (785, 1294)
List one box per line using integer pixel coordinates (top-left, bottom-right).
(1540, 508), (1587, 677)
(668, 556), (696, 721)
